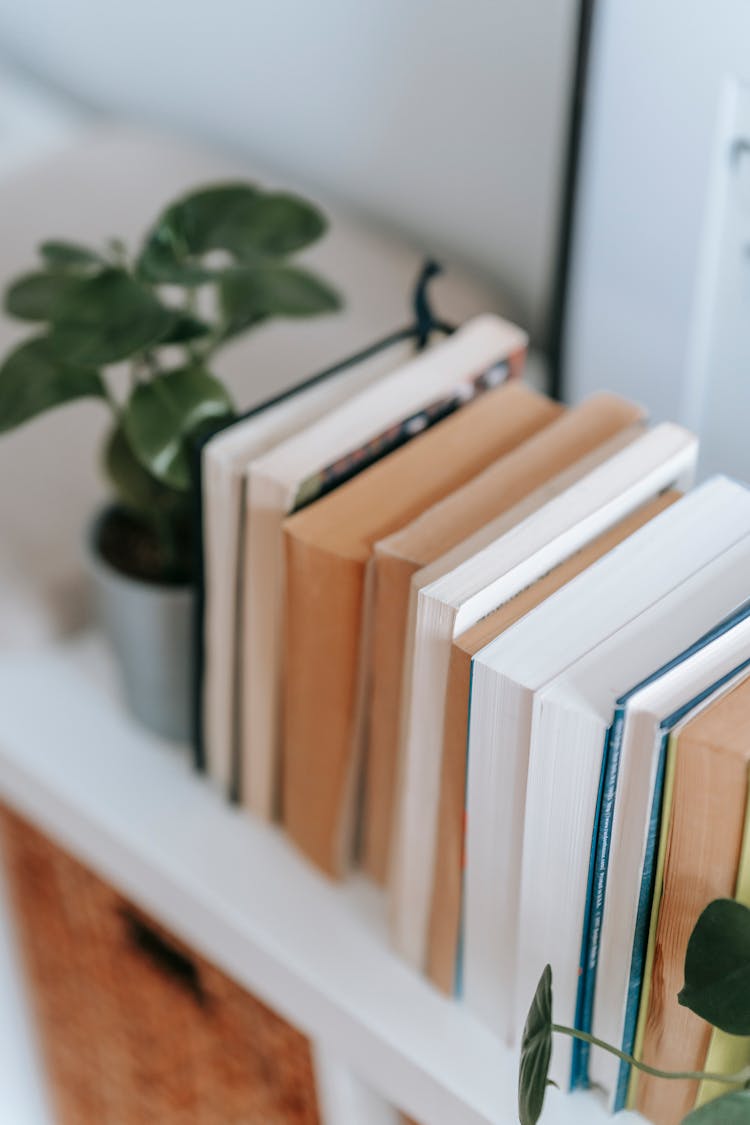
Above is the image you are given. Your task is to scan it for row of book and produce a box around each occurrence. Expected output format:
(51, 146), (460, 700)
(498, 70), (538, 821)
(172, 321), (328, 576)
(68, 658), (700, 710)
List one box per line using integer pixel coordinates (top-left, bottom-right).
(197, 313), (750, 1125)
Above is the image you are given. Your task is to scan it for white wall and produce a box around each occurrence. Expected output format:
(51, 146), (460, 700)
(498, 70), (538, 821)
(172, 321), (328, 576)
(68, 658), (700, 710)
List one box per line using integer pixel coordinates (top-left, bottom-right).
(565, 0), (750, 428)
(0, 0), (578, 343)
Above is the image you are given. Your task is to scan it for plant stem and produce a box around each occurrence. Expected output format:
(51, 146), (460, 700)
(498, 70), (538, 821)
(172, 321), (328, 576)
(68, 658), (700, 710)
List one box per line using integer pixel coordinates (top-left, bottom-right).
(552, 1025), (750, 1086)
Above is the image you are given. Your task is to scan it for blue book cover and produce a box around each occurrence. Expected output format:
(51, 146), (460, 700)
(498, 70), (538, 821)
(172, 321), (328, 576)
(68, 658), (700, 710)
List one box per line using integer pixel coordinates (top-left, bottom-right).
(571, 597), (750, 1091)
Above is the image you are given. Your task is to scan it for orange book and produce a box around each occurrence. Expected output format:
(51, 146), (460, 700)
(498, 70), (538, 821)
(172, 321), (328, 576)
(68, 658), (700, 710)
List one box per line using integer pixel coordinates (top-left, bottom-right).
(427, 490), (680, 993)
(281, 383), (561, 876)
(363, 393), (646, 883)
(634, 676), (750, 1125)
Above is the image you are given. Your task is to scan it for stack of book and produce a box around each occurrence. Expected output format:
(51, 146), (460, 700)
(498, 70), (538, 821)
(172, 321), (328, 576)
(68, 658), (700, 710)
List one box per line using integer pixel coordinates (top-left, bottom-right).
(197, 314), (750, 1125)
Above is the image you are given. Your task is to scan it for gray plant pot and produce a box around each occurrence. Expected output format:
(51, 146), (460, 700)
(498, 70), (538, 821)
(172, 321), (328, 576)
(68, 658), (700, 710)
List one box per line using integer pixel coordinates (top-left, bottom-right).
(87, 513), (194, 744)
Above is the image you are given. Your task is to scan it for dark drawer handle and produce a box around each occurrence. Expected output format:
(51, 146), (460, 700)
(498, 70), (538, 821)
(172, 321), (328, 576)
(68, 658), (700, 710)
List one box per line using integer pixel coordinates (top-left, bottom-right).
(120, 907), (206, 1007)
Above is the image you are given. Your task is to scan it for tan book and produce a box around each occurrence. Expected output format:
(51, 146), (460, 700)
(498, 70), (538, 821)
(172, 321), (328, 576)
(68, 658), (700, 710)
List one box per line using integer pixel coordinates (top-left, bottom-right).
(362, 393), (646, 883)
(242, 315), (527, 821)
(281, 382), (561, 876)
(634, 676), (750, 1125)
(426, 490), (680, 994)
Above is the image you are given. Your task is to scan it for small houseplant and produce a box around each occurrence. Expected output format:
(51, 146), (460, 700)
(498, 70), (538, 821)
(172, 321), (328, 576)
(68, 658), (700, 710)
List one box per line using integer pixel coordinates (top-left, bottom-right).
(519, 898), (750, 1124)
(0, 182), (341, 739)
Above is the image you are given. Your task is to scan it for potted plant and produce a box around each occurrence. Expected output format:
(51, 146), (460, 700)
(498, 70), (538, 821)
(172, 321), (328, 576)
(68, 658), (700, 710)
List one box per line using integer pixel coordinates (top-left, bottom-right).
(519, 898), (750, 1124)
(0, 182), (341, 741)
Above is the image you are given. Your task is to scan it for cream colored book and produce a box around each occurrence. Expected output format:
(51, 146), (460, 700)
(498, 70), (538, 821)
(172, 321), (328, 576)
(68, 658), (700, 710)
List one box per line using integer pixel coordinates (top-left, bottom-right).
(390, 422), (697, 971)
(522, 540), (750, 1090)
(202, 334), (423, 794)
(281, 382), (556, 876)
(241, 315), (528, 819)
(426, 491), (679, 995)
(362, 393), (644, 883)
(458, 477), (741, 1054)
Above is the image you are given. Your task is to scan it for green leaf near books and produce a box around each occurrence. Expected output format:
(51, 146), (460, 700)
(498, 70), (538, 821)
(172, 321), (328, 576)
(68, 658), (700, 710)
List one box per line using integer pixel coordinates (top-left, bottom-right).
(518, 899), (750, 1125)
(518, 965), (553, 1125)
(682, 1090), (750, 1123)
(679, 898), (750, 1036)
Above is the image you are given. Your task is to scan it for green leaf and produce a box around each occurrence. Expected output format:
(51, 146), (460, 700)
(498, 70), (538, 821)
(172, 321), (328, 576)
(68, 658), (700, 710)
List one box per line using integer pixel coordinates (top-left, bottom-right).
(0, 336), (106, 432)
(518, 965), (553, 1125)
(5, 271), (82, 321)
(104, 424), (188, 517)
(39, 240), (104, 271)
(679, 899), (750, 1035)
(224, 191), (327, 258)
(158, 313), (212, 344)
(122, 364), (234, 490)
(136, 182), (328, 284)
(220, 263), (340, 335)
(47, 269), (177, 365)
(682, 1091), (750, 1123)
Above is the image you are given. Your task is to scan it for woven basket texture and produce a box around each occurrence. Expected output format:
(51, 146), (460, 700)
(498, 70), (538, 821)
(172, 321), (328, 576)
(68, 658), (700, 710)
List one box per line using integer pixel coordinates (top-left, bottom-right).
(0, 804), (321, 1125)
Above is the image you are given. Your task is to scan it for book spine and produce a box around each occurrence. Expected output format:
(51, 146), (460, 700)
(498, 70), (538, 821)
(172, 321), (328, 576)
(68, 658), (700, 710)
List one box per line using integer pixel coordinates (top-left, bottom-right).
(571, 709), (624, 1089)
(453, 657), (478, 1001)
(362, 553), (416, 883)
(614, 732), (671, 1110)
(282, 531), (366, 878)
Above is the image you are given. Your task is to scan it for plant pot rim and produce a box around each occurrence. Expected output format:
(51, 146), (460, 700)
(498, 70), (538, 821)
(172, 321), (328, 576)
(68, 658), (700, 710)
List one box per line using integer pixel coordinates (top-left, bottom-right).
(88, 505), (192, 593)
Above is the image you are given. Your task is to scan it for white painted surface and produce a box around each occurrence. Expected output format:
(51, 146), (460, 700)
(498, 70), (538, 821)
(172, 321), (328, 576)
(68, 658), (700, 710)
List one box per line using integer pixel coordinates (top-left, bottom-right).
(313, 1044), (399, 1125)
(565, 0), (750, 434)
(0, 633), (644, 1125)
(0, 0), (579, 339)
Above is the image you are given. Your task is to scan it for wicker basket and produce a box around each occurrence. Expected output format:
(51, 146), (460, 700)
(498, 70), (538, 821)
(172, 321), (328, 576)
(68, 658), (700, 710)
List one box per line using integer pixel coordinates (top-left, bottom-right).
(0, 804), (320, 1125)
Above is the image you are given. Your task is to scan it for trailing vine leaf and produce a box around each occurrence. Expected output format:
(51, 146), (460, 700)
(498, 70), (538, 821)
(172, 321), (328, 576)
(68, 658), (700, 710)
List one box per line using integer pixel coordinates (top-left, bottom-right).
(39, 240), (104, 271)
(122, 364), (234, 490)
(4, 271), (83, 321)
(518, 965), (554, 1125)
(137, 183), (328, 284)
(678, 899), (750, 1035)
(681, 1090), (750, 1123)
(46, 269), (177, 365)
(0, 336), (106, 432)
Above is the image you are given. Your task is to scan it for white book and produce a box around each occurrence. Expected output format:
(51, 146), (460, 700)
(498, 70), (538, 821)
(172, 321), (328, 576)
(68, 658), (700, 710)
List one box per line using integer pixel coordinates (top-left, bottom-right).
(589, 604), (750, 1101)
(389, 422), (697, 967)
(461, 475), (749, 1046)
(242, 315), (528, 819)
(202, 333), (419, 794)
(519, 529), (750, 1090)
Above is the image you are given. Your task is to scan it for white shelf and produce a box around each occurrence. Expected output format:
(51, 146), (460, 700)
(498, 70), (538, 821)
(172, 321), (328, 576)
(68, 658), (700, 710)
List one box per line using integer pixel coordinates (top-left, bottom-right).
(0, 634), (641, 1125)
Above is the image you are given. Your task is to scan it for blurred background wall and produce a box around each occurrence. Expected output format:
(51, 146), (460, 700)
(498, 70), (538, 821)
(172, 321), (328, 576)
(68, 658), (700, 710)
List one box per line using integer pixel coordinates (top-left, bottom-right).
(0, 0), (580, 344)
(565, 0), (750, 483)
